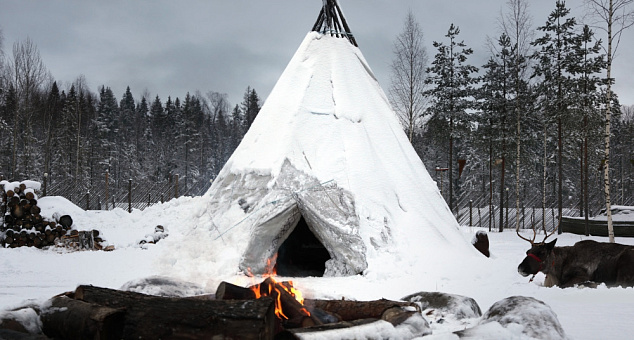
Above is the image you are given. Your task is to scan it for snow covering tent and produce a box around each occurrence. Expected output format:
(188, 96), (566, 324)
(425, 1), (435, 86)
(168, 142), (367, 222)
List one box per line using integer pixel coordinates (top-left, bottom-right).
(205, 0), (475, 277)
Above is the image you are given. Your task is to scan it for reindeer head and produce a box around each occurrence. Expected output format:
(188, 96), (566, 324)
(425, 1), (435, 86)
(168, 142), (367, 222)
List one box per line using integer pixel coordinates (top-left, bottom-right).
(516, 219), (558, 277)
(518, 239), (557, 277)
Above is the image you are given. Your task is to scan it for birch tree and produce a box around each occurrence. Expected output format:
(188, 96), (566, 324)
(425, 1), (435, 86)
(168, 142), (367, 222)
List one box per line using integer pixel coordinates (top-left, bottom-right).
(389, 10), (428, 142)
(7, 37), (49, 179)
(498, 0), (534, 233)
(585, 0), (634, 243)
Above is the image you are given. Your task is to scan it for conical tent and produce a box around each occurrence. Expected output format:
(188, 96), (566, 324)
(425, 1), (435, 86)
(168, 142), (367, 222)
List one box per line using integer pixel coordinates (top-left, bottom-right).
(205, 0), (475, 277)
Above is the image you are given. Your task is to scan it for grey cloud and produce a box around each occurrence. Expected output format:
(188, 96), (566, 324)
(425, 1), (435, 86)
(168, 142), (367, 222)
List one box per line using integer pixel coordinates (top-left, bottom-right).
(1, 0), (632, 106)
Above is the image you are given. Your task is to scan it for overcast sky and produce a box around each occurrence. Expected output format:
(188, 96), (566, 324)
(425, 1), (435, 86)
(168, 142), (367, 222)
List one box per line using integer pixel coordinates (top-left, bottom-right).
(1, 0), (633, 107)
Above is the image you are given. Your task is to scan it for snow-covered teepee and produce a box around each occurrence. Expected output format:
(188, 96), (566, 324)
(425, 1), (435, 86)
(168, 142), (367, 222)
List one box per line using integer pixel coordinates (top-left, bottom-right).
(204, 0), (476, 277)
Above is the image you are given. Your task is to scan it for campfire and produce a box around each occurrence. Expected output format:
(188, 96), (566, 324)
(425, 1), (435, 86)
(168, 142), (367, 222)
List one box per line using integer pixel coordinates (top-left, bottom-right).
(214, 254), (423, 337)
(245, 255), (312, 324)
(38, 254), (425, 339)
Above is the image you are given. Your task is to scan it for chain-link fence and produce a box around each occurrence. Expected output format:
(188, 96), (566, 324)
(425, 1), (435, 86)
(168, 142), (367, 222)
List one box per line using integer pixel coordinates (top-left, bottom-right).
(41, 174), (212, 212)
(454, 188), (633, 232)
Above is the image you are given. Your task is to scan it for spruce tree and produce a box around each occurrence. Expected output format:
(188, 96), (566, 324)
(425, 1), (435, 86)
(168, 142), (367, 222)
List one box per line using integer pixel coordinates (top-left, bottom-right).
(95, 86), (119, 181)
(241, 87), (260, 131)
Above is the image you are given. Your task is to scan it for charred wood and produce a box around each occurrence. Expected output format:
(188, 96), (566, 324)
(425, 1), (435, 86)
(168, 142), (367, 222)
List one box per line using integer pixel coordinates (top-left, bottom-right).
(73, 285), (276, 339)
(305, 298), (420, 322)
(41, 295), (125, 340)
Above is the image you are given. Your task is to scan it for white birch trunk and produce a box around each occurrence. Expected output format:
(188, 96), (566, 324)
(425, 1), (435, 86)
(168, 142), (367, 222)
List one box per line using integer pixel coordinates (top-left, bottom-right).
(604, 0), (615, 243)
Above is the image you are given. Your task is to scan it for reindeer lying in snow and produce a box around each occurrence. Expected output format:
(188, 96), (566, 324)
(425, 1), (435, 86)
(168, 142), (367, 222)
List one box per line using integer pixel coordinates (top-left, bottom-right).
(517, 226), (634, 288)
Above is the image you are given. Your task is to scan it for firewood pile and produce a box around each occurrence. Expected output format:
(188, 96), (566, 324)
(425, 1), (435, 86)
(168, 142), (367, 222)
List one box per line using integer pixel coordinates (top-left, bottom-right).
(1, 182), (106, 250)
(17, 279), (426, 340)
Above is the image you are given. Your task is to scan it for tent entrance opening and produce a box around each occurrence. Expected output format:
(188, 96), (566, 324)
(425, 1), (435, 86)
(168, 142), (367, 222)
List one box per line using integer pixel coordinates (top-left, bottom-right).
(276, 216), (331, 277)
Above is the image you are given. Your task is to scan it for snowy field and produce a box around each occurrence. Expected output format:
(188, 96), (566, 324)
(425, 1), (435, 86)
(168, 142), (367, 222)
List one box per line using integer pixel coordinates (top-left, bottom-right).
(1, 195), (634, 339)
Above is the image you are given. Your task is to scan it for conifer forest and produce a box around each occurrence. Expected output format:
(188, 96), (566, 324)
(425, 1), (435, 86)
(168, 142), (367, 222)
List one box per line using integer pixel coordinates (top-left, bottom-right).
(0, 0), (632, 229)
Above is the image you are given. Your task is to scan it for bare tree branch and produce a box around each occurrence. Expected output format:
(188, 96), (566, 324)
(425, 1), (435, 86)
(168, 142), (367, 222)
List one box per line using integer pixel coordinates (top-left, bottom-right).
(389, 10), (429, 142)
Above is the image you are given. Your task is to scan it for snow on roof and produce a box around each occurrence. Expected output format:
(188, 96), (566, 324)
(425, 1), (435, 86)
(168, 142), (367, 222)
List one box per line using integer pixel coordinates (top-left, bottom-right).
(201, 31), (477, 277)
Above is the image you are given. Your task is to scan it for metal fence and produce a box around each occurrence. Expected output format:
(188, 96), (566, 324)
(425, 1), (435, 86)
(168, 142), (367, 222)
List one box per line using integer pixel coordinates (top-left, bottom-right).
(42, 174), (212, 212)
(454, 188), (633, 232)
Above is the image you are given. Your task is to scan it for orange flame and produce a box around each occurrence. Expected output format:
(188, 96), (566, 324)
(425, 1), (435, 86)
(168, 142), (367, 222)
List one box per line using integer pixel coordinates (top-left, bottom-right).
(248, 254), (310, 319)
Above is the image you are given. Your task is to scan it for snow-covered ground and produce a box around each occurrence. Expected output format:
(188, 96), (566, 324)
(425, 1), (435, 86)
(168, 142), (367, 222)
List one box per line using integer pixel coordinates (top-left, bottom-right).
(2, 195), (634, 339)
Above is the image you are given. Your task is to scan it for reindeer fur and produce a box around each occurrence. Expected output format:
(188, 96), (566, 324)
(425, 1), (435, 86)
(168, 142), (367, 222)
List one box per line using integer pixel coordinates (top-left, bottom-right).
(518, 239), (634, 288)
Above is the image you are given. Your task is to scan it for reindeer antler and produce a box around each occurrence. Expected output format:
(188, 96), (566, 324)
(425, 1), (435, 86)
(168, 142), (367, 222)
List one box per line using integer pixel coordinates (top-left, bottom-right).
(541, 215), (561, 244)
(516, 214), (537, 245)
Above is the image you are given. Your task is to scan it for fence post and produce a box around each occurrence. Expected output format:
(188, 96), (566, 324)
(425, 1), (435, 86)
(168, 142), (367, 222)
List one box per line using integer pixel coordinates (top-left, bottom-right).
(128, 179), (132, 213)
(105, 171), (109, 211)
(506, 188), (510, 229)
(148, 193), (151, 208)
(161, 194), (164, 204)
(469, 200), (473, 226)
(174, 174), (179, 198)
(85, 192), (90, 210)
(43, 173), (48, 197)
(478, 204), (482, 228)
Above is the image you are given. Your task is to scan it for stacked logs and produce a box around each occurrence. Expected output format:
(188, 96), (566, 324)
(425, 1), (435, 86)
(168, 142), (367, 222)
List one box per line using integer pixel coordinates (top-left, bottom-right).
(216, 279), (423, 339)
(30, 282), (423, 339)
(1, 184), (104, 250)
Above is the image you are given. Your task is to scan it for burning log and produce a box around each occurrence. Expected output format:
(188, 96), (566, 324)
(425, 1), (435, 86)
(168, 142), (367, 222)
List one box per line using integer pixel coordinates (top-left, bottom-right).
(217, 278), (422, 333)
(252, 278), (314, 323)
(222, 278), (323, 328)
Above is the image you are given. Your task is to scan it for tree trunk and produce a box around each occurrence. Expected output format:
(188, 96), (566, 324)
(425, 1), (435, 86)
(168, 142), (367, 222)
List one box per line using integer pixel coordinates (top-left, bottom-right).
(41, 295), (125, 340)
(584, 117), (590, 235)
(489, 137), (493, 232)
(604, 0), (615, 243)
(499, 143), (505, 232)
(73, 285), (276, 340)
(516, 97), (521, 233)
(304, 299), (419, 322)
(558, 116), (563, 234)
(449, 117), (454, 213)
(543, 123), (548, 234)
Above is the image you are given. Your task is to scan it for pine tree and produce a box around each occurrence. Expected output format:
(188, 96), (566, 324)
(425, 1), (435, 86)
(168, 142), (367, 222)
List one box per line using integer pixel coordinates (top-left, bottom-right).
(531, 0), (578, 232)
(476, 33), (515, 231)
(568, 24), (606, 234)
(425, 23), (479, 213)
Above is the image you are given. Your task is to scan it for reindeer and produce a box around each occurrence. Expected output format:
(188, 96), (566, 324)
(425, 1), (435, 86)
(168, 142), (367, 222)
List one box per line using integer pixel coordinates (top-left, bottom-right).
(517, 224), (634, 288)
